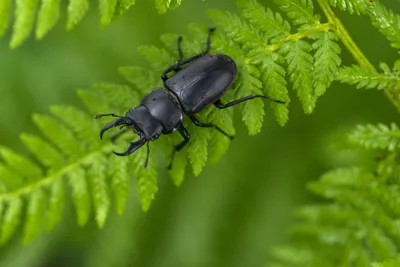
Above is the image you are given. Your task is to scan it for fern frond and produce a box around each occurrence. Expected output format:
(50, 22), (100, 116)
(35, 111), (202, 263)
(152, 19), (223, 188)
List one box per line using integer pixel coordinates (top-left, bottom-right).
(155, 0), (183, 14)
(328, 0), (369, 15)
(336, 64), (399, 90)
(1, 0), (186, 47)
(236, 0), (290, 40)
(274, 0), (319, 26)
(281, 39), (315, 114)
(368, 3), (400, 49)
(36, 0), (60, 39)
(10, 0), (39, 48)
(312, 31), (341, 97)
(272, 122), (400, 266)
(346, 123), (400, 151)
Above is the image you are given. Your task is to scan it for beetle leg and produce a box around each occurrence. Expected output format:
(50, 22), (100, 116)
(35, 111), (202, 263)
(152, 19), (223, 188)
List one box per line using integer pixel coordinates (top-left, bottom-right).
(203, 27), (215, 55)
(161, 28), (216, 82)
(167, 126), (191, 169)
(177, 36), (184, 61)
(189, 115), (234, 140)
(214, 95), (285, 109)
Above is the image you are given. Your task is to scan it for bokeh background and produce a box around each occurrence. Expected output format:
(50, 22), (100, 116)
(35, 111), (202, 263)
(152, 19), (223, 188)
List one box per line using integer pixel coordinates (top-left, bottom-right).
(0, 0), (399, 266)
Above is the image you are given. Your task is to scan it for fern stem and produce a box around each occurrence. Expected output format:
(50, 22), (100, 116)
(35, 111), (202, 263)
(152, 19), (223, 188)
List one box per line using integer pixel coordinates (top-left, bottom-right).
(266, 23), (334, 52)
(1, 145), (114, 201)
(317, 0), (400, 113)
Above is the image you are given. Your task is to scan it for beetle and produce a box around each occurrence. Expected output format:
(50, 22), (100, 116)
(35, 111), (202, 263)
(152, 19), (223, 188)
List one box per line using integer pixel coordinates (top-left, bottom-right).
(94, 28), (285, 168)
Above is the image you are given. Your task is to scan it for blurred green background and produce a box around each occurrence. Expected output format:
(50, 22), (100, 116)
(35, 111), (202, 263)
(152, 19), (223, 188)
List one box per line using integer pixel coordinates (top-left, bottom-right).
(0, 0), (399, 266)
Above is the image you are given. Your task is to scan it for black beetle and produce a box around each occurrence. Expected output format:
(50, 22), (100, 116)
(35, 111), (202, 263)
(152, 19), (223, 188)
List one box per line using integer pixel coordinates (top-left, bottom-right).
(94, 28), (285, 168)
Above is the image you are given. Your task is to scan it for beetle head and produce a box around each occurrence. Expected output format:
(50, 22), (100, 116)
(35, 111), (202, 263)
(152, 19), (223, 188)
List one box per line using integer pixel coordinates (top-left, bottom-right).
(94, 112), (149, 158)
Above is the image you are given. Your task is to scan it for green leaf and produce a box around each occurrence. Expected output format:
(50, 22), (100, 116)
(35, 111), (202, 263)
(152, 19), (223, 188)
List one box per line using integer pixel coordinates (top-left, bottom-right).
(108, 155), (129, 215)
(0, 146), (42, 182)
(45, 178), (65, 231)
(137, 46), (175, 72)
(312, 31), (341, 97)
(346, 123), (400, 151)
(67, 0), (89, 30)
(99, 0), (117, 25)
(77, 90), (109, 114)
(114, 0), (136, 17)
(0, 164), (24, 190)
(11, 0), (39, 48)
(155, 0), (171, 14)
(274, 0), (319, 26)
(238, 63), (265, 134)
(88, 155), (110, 228)
(50, 106), (99, 150)
(236, 0), (290, 40)
(23, 189), (46, 244)
(328, 0), (369, 15)
(134, 146), (158, 211)
(36, 0), (60, 39)
(68, 168), (91, 226)
(373, 256), (400, 267)
(167, 142), (188, 186)
(0, 197), (23, 245)
(281, 39), (315, 114)
(155, 0), (182, 14)
(94, 83), (141, 111)
(368, 3), (400, 49)
(33, 114), (86, 159)
(208, 108), (235, 164)
(207, 10), (264, 50)
(337, 65), (398, 90)
(188, 114), (211, 176)
(119, 66), (160, 93)
(20, 134), (65, 172)
(0, 0), (11, 36)
(255, 52), (290, 126)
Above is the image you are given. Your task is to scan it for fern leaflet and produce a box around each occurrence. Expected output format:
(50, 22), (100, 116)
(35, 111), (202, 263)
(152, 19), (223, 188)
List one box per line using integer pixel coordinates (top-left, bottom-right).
(328, 0), (369, 15)
(337, 63), (399, 90)
(1, 0), (187, 47)
(272, 123), (400, 266)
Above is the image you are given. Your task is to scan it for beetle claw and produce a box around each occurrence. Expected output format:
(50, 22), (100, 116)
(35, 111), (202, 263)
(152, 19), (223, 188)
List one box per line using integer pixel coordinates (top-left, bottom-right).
(113, 139), (147, 156)
(99, 118), (129, 140)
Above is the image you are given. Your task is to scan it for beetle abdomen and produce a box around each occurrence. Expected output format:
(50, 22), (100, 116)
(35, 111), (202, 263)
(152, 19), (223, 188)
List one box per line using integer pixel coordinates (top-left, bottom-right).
(165, 54), (237, 114)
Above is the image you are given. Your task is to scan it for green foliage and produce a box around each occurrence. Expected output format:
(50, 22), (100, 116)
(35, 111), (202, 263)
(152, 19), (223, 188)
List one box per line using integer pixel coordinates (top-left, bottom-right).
(211, 0), (342, 117)
(1, 0), (186, 48)
(328, 0), (369, 15)
(327, 0), (400, 49)
(270, 1), (400, 264)
(337, 63), (400, 90)
(368, 2), (400, 49)
(0, 0), (400, 257)
(373, 256), (400, 267)
(271, 123), (400, 266)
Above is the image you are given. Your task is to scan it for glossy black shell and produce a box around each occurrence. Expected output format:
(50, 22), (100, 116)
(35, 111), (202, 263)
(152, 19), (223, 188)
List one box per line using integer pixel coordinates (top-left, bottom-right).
(140, 88), (183, 134)
(164, 54), (237, 115)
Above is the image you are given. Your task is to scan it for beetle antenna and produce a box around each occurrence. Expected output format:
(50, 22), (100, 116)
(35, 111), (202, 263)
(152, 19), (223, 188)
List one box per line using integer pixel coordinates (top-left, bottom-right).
(144, 142), (150, 169)
(262, 96), (286, 104)
(94, 113), (123, 119)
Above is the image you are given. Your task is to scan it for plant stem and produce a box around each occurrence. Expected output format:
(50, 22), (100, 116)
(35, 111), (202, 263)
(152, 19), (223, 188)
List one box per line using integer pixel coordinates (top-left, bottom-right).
(266, 23), (334, 52)
(317, 0), (400, 113)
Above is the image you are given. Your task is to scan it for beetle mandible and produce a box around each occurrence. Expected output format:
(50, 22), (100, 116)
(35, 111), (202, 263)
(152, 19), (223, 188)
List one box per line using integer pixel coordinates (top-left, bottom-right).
(94, 28), (285, 168)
